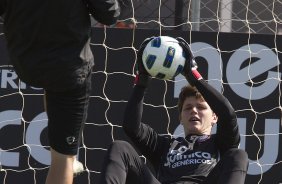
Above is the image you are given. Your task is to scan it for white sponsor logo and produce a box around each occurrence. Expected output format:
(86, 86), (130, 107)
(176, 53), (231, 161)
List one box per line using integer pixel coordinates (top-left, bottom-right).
(164, 149), (213, 168)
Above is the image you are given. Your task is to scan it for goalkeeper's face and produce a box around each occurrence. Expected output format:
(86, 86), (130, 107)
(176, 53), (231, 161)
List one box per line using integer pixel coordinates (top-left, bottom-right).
(180, 96), (218, 136)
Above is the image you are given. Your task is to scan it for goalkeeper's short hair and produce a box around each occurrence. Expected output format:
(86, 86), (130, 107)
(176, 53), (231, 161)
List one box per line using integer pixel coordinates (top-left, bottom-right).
(177, 85), (204, 113)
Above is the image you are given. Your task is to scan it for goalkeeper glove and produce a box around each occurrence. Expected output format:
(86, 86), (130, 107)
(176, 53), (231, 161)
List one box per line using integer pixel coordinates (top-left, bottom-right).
(176, 37), (202, 86)
(134, 37), (154, 88)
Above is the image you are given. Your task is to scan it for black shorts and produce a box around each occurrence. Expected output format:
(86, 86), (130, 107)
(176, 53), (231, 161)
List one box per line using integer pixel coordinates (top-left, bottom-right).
(45, 72), (92, 155)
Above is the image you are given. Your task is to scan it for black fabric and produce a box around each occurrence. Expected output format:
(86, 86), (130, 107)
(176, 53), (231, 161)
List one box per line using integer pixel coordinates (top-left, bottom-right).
(3, 0), (93, 91)
(2, 0), (119, 157)
(101, 141), (248, 184)
(201, 148), (249, 184)
(3, 0), (118, 91)
(193, 80), (240, 155)
(101, 141), (160, 184)
(0, 0), (6, 16)
(45, 72), (92, 155)
(121, 78), (245, 183)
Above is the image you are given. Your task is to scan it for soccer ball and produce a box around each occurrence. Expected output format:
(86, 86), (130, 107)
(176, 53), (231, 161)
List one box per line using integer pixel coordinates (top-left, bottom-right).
(142, 36), (186, 80)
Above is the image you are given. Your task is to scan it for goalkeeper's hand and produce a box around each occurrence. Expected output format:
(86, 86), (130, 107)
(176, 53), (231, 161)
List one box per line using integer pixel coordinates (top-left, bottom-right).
(176, 37), (202, 86)
(134, 37), (155, 87)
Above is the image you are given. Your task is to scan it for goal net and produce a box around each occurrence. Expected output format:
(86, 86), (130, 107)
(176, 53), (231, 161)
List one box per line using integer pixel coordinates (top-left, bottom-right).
(0, 0), (281, 183)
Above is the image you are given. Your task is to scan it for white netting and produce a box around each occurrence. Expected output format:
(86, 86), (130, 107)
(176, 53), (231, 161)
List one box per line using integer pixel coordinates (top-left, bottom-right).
(0, 0), (282, 183)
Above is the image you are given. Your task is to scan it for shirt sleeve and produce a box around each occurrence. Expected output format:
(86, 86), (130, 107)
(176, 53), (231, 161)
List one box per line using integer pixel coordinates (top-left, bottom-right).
(0, 0), (6, 16)
(123, 85), (169, 165)
(194, 79), (240, 154)
(84, 0), (120, 25)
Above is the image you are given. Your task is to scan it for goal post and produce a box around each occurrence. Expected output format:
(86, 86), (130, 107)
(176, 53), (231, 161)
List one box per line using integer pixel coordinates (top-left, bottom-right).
(0, 1), (282, 183)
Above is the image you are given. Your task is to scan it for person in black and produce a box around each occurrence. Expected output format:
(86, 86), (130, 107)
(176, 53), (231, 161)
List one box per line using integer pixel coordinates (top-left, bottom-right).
(100, 37), (249, 184)
(0, 1), (119, 184)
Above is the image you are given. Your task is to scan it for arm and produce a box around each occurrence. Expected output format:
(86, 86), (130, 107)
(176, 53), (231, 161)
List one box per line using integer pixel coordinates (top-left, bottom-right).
(123, 38), (169, 164)
(123, 85), (146, 136)
(177, 37), (240, 154)
(123, 85), (169, 164)
(84, 0), (120, 25)
(194, 79), (240, 154)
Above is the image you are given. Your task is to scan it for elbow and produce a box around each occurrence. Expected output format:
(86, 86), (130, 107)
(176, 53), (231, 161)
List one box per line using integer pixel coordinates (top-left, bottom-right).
(224, 105), (237, 121)
(122, 122), (136, 138)
(91, 3), (120, 25)
(102, 6), (120, 25)
(95, 13), (119, 26)
(122, 117), (133, 135)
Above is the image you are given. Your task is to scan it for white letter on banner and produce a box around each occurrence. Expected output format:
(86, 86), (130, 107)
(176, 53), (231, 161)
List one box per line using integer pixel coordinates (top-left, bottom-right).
(0, 110), (21, 167)
(25, 112), (50, 165)
(1, 69), (18, 89)
(238, 118), (279, 175)
(0, 69), (27, 89)
(226, 44), (280, 100)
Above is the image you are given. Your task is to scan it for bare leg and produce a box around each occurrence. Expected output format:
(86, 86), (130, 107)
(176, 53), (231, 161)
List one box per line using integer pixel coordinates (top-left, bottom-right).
(45, 148), (75, 184)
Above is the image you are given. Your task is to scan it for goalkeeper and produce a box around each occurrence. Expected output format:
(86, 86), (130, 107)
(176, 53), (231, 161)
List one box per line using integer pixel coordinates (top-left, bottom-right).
(101, 37), (249, 184)
(0, 0), (119, 184)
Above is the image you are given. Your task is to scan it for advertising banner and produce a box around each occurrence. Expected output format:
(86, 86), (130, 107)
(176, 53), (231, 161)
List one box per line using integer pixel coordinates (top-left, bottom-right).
(0, 27), (281, 183)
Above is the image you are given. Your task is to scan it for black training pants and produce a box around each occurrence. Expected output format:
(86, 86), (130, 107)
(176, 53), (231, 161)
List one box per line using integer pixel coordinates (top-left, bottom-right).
(100, 141), (248, 184)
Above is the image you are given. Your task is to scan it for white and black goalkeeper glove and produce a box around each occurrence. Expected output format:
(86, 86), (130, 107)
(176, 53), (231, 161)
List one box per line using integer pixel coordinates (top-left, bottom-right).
(134, 37), (155, 88)
(176, 37), (203, 86)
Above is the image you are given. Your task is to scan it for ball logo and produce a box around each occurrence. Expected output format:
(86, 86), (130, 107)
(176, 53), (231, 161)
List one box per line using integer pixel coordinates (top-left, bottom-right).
(164, 46), (176, 68)
(168, 47), (175, 56)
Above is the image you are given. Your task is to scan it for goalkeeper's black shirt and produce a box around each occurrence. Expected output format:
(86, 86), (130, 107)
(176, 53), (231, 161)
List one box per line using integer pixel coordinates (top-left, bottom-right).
(123, 79), (240, 184)
(1, 0), (119, 91)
